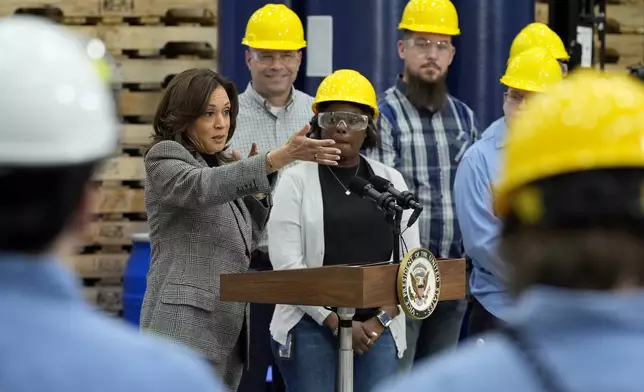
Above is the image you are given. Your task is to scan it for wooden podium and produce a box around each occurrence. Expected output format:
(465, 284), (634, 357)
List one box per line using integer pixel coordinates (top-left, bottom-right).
(220, 258), (466, 392)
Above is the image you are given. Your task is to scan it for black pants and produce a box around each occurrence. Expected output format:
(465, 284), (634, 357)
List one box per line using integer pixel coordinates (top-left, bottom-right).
(238, 251), (286, 392)
(467, 297), (502, 338)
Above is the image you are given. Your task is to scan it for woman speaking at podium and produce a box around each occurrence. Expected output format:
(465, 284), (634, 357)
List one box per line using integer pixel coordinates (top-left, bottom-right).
(139, 68), (341, 391)
(267, 70), (421, 392)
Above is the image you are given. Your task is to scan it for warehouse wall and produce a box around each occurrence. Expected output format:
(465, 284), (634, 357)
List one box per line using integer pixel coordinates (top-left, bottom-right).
(536, 0), (644, 72)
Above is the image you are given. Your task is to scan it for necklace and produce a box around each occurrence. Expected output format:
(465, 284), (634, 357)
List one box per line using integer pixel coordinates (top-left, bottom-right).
(326, 161), (360, 196)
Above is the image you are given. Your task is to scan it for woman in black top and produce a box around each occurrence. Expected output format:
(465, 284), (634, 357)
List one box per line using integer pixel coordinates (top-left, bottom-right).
(267, 70), (420, 392)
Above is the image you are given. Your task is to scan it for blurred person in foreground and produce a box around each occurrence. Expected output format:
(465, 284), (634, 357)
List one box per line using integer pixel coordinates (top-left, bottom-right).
(366, 0), (480, 370)
(139, 68), (341, 391)
(0, 16), (224, 391)
(375, 69), (644, 391)
(454, 47), (563, 336)
(267, 70), (420, 392)
(229, 5), (313, 390)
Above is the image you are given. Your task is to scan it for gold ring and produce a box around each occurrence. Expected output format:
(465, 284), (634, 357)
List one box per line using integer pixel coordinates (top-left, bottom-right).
(314, 153), (318, 160)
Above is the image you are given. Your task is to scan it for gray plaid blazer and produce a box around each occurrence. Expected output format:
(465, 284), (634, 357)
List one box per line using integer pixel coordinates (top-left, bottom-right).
(140, 140), (275, 367)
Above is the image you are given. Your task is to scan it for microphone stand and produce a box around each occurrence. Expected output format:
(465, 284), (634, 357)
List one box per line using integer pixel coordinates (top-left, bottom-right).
(338, 207), (402, 392)
(392, 209), (403, 264)
(385, 207), (404, 264)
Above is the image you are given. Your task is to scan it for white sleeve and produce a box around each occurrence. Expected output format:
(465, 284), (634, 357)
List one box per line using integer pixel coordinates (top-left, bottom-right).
(267, 170), (332, 325)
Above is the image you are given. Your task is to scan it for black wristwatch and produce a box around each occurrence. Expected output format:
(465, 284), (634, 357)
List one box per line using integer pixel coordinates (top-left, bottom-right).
(376, 310), (393, 328)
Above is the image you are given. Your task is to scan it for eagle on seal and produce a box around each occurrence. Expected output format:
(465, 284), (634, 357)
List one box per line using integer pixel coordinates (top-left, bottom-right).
(411, 267), (431, 300)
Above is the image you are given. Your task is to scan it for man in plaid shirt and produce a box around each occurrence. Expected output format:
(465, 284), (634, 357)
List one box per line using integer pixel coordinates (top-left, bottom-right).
(366, 0), (481, 371)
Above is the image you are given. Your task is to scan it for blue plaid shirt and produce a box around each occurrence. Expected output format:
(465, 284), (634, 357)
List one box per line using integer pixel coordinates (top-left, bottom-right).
(366, 78), (481, 258)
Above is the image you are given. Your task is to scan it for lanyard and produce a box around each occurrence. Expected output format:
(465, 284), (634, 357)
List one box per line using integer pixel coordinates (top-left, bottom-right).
(500, 326), (567, 392)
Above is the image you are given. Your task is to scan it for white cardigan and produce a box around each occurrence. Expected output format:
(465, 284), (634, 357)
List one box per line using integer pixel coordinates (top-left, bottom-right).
(267, 156), (421, 359)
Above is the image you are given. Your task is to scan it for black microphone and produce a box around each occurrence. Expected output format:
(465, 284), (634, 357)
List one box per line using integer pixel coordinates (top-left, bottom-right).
(369, 175), (422, 210)
(407, 207), (422, 229)
(369, 175), (423, 228)
(348, 177), (402, 213)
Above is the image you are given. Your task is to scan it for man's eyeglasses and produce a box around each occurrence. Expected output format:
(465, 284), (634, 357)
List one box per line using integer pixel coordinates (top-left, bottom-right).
(250, 50), (298, 65)
(406, 38), (452, 54)
(504, 91), (528, 105)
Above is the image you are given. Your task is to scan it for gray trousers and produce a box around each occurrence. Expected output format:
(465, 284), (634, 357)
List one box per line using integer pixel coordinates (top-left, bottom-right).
(398, 299), (467, 371)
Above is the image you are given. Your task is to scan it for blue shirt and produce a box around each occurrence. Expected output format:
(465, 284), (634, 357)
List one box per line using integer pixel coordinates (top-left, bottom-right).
(375, 286), (644, 392)
(453, 117), (509, 318)
(366, 78), (481, 258)
(0, 253), (225, 392)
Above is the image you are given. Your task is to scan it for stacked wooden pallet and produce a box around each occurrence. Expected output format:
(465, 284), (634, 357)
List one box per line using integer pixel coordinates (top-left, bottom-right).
(0, 0), (218, 316)
(536, 0), (644, 73)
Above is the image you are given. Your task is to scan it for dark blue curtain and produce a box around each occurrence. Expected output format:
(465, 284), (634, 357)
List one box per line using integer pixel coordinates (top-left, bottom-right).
(447, 0), (534, 129)
(299, 0), (406, 96)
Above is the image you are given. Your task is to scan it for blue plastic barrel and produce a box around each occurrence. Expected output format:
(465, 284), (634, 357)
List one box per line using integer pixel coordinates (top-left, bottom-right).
(123, 233), (151, 326)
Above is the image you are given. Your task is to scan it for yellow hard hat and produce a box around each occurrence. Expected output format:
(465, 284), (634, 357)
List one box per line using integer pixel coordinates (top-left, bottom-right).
(509, 22), (569, 62)
(241, 4), (306, 51)
(398, 0), (460, 36)
(312, 70), (379, 119)
(500, 47), (563, 93)
(494, 70), (644, 217)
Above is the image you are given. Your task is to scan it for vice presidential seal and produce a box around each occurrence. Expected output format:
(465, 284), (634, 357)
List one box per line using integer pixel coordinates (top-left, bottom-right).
(397, 248), (441, 320)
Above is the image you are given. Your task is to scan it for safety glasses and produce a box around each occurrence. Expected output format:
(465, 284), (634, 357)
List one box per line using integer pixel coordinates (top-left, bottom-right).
(318, 111), (369, 132)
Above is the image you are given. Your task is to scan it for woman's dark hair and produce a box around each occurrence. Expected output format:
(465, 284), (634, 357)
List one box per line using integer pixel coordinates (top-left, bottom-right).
(309, 101), (379, 149)
(500, 168), (644, 296)
(150, 68), (239, 162)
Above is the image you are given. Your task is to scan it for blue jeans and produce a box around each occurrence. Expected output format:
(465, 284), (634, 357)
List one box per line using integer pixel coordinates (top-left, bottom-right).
(272, 316), (398, 392)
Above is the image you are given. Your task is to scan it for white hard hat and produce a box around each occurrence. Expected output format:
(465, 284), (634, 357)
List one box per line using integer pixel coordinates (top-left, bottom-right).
(0, 16), (119, 166)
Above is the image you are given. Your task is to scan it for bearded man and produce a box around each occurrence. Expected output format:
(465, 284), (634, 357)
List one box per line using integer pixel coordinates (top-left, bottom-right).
(366, 0), (481, 372)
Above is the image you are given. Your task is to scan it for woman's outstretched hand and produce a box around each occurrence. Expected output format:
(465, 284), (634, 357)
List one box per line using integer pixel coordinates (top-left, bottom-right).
(270, 124), (341, 171)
